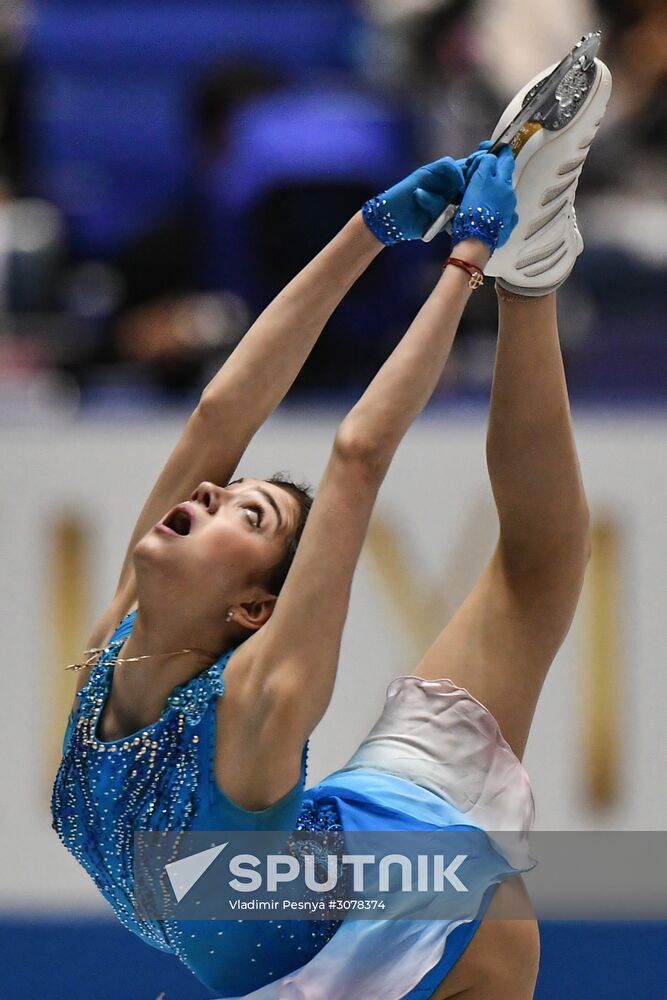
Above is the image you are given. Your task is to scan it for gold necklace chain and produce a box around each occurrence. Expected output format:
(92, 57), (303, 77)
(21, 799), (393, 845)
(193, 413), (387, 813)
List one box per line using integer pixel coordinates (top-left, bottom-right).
(65, 641), (217, 673)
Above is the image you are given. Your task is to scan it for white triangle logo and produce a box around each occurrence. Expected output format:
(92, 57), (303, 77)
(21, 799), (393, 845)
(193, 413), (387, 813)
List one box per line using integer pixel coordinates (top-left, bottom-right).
(165, 842), (228, 902)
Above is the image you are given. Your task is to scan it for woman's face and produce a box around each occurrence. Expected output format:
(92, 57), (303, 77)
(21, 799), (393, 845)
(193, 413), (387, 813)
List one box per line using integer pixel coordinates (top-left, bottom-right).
(138, 478), (300, 599)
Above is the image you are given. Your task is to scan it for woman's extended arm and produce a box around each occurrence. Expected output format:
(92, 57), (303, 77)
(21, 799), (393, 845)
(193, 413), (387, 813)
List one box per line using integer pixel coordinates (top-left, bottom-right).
(234, 150), (517, 747)
(236, 239), (486, 727)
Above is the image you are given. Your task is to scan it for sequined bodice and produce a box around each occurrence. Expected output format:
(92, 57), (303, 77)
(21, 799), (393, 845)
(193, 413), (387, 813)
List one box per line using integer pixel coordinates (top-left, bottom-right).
(51, 611), (343, 993)
(51, 614), (228, 952)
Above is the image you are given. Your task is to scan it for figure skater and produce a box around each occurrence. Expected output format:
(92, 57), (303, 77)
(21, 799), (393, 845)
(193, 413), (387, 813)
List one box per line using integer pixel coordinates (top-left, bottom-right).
(52, 55), (611, 1000)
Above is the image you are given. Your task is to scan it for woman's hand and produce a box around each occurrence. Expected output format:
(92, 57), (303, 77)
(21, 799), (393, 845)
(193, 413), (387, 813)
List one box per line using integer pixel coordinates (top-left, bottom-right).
(459, 139), (494, 183)
(362, 155), (465, 244)
(451, 146), (518, 253)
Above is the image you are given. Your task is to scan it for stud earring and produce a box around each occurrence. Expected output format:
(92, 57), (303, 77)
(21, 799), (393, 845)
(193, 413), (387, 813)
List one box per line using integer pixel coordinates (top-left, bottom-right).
(225, 609), (234, 623)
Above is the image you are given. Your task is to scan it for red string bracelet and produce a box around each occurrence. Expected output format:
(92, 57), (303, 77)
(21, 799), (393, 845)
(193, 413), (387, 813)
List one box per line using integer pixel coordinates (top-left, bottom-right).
(444, 256), (485, 290)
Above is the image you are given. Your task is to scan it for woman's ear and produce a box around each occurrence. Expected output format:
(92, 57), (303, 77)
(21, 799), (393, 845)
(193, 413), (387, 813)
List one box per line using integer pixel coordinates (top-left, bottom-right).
(236, 595), (277, 632)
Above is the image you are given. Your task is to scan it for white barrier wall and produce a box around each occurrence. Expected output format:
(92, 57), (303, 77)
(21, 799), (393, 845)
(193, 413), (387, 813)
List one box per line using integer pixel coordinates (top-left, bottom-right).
(1, 408), (666, 913)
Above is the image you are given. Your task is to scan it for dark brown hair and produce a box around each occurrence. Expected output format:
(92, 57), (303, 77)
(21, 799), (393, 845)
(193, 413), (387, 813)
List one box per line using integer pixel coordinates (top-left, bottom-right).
(265, 473), (313, 593)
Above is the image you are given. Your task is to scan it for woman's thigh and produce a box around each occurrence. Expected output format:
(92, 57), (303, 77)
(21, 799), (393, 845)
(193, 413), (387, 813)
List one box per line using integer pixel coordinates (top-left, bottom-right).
(426, 877), (540, 1000)
(410, 545), (583, 761)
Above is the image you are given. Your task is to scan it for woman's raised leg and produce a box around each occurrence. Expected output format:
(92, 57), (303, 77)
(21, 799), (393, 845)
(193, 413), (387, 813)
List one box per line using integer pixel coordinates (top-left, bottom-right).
(414, 287), (590, 761)
(412, 47), (612, 762)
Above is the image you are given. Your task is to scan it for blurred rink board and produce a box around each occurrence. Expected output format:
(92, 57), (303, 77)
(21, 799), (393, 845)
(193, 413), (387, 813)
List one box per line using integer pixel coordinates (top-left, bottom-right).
(0, 407), (665, 915)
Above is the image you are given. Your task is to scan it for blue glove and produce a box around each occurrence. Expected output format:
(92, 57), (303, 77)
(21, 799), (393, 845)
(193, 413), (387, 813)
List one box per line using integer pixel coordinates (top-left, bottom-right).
(457, 140), (493, 184)
(451, 146), (518, 252)
(362, 156), (465, 245)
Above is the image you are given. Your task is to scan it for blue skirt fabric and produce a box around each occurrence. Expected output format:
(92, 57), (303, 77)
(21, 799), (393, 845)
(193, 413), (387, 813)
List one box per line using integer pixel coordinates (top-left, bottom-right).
(218, 675), (536, 999)
(216, 768), (533, 999)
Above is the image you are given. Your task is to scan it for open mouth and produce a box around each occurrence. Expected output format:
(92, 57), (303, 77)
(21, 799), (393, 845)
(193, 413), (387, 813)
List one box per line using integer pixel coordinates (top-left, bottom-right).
(161, 505), (193, 536)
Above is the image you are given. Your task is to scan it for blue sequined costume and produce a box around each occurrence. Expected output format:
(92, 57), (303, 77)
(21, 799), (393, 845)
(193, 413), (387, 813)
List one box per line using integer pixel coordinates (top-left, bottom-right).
(52, 611), (533, 999)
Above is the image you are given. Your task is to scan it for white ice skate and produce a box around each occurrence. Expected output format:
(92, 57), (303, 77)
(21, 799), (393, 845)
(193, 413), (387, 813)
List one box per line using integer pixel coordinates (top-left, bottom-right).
(484, 35), (613, 295)
(422, 32), (613, 295)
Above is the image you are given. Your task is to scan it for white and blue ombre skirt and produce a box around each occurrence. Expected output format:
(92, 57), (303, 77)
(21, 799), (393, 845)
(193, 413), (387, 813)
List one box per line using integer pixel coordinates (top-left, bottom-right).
(229, 675), (536, 1000)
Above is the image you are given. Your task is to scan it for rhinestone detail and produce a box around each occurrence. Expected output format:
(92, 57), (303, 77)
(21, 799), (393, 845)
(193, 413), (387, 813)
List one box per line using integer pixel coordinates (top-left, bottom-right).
(451, 205), (505, 252)
(362, 195), (407, 246)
